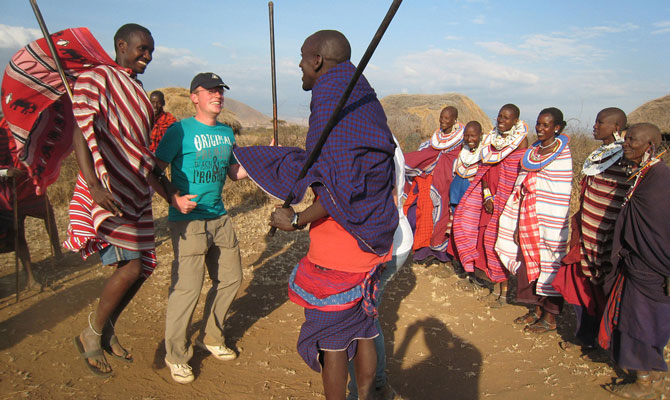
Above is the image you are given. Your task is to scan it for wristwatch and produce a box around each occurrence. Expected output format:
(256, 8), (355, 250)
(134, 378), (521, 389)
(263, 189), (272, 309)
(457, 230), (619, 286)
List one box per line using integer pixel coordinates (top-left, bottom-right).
(291, 212), (306, 230)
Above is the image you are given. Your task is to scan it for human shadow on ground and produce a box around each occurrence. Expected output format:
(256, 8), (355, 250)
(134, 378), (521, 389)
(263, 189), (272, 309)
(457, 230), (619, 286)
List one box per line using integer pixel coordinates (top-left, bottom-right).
(224, 228), (309, 345)
(0, 275), (106, 350)
(392, 315), (482, 400)
(376, 257), (417, 371)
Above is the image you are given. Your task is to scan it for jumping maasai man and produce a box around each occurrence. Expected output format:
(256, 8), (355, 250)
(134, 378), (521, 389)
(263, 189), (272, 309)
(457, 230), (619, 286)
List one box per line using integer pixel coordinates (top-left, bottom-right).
(452, 104), (528, 307)
(552, 107), (631, 353)
(600, 123), (670, 398)
(403, 106), (464, 265)
(233, 30), (397, 400)
(495, 108), (573, 334)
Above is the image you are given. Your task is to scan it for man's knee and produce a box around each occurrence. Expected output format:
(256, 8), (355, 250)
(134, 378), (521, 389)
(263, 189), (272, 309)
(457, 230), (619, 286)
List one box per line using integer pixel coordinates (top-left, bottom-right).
(117, 258), (143, 283)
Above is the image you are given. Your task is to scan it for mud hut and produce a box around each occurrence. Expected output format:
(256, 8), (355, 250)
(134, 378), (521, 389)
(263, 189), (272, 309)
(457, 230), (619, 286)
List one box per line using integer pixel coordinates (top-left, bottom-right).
(380, 93), (492, 150)
(628, 94), (670, 134)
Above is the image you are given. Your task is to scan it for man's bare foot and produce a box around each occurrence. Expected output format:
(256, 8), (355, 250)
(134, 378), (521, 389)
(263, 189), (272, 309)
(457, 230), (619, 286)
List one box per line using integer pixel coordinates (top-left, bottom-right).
(103, 334), (133, 362)
(77, 327), (112, 374)
(25, 278), (43, 292)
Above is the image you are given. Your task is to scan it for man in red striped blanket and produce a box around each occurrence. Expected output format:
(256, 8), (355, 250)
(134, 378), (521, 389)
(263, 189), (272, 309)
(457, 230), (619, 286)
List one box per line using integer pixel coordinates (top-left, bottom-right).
(63, 24), (182, 377)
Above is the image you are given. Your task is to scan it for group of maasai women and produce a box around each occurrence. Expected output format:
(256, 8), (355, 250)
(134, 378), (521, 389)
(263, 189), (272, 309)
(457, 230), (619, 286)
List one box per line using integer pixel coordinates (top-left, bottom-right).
(402, 104), (669, 398)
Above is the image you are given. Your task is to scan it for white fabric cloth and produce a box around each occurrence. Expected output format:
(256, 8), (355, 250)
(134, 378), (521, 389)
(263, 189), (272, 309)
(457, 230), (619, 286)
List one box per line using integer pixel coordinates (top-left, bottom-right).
(392, 136), (413, 255)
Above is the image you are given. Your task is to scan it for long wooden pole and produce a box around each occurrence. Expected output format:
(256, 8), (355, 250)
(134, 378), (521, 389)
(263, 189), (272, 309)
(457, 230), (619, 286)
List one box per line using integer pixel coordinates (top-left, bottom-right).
(269, 1), (279, 146)
(29, 0), (74, 102)
(269, 0), (403, 236)
(28, 0), (74, 289)
(12, 176), (20, 302)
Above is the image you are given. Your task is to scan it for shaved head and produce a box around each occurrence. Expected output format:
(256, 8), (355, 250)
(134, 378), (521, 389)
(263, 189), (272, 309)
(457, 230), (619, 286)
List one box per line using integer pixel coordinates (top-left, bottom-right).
(441, 106), (458, 119)
(306, 30), (351, 64)
(500, 104), (520, 119)
(299, 30), (351, 91)
(465, 120), (482, 132)
(629, 122), (662, 148)
(598, 107), (627, 128)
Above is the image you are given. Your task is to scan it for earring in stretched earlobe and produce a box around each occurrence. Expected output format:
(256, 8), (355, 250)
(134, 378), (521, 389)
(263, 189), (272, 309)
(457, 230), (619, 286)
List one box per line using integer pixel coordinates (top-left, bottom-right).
(613, 131), (622, 142)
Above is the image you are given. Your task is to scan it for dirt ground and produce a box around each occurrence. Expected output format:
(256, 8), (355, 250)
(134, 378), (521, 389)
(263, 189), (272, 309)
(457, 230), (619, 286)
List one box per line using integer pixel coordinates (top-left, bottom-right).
(1, 197), (668, 400)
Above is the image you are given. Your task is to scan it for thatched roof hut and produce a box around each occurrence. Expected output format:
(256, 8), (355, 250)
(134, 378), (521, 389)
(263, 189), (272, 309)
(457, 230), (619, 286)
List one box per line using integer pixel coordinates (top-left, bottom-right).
(627, 94), (670, 133)
(154, 87), (242, 134)
(380, 93), (492, 150)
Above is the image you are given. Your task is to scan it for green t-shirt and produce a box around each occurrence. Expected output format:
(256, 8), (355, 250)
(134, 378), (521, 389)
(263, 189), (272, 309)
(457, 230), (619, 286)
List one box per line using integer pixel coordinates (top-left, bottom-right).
(155, 117), (237, 221)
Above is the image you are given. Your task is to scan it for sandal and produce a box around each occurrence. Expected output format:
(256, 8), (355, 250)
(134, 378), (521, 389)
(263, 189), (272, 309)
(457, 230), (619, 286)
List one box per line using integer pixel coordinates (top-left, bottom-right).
(73, 336), (112, 377)
(514, 311), (539, 325)
(523, 318), (556, 334)
(605, 379), (657, 399)
(455, 279), (478, 293)
(102, 335), (133, 363)
(487, 295), (506, 309)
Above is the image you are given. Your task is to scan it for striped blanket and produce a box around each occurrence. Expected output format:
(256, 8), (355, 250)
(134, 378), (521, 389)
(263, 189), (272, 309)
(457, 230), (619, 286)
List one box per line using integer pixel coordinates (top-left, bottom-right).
(1, 27), (116, 194)
(496, 137), (572, 296)
(64, 175), (157, 277)
(452, 149), (524, 282)
(62, 63), (157, 273)
(576, 165), (630, 277)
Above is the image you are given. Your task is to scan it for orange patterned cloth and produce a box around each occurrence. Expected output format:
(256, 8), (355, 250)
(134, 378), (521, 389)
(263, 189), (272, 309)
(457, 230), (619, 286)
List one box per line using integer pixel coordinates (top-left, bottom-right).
(149, 111), (177, 152)
(403, 174), (434, 251)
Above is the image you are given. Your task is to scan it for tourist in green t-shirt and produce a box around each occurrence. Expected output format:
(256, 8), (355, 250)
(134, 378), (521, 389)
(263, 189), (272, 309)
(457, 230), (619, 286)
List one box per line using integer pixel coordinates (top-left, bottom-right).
(154, 72), (248, 384)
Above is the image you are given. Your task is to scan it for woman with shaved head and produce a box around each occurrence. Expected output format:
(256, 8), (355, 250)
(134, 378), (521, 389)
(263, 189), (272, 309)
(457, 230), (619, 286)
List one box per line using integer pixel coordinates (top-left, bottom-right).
(553, 107), (632, 354)
(599, 123), (670, 398)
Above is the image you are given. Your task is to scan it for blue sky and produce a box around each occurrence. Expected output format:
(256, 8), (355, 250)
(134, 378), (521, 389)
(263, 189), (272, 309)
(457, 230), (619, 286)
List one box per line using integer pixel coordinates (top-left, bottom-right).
(2, 0), (669, 130)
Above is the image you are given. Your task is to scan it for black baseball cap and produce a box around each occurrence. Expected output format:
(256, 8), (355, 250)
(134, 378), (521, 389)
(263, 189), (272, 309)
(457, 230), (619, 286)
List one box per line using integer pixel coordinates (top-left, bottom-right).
(190, 72), (230, 92)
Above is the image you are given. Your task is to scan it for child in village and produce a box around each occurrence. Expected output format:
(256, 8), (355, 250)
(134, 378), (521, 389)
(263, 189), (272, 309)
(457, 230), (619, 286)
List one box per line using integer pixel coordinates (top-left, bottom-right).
(448, 121), (484, 279)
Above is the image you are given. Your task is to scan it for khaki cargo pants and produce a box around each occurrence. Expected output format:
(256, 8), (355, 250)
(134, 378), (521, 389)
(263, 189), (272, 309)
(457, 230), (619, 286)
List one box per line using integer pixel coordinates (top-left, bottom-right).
(165, 214), (242, 364)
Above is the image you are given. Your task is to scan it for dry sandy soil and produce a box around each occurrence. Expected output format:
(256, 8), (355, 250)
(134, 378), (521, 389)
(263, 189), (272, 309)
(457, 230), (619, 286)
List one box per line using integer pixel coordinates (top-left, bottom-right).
(1, 195), (668, 400)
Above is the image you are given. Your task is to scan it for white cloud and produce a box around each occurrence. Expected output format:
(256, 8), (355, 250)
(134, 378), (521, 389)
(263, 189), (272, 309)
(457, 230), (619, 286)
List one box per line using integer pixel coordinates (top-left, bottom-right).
(475, 41), (525, 57)
(369, 48), (539, 95)
(652, 21), (670, 34)
(472, 15), (486, 25)
(0, 24), (41, 49)
(444, 35), (461, 41)
(153, 46), (208, 67)
(477, 33), (605, 63)
(573, 23), (638, 38)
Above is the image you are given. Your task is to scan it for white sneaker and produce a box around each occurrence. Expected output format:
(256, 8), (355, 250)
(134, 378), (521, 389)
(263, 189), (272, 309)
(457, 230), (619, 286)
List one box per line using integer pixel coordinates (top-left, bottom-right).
(165, 357), (194, 384)
(195, 340), (237, 361)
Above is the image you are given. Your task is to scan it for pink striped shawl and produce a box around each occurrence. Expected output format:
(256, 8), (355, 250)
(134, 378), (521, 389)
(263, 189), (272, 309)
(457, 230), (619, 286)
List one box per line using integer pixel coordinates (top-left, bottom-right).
(64, 175), (156, 277)
(452, 149), (524, 282)
(496, 144), (572, 296)
(63, 65), (157, 262)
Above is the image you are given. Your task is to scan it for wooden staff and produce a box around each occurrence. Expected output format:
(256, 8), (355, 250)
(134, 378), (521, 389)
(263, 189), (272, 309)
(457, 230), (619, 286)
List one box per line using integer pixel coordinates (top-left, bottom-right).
(12, 174), (20, 302)
(269, 0), (403, 236)
(269, 1), (279, 146)
(44, 194), (55, 267)
(29, 0), (74, 102)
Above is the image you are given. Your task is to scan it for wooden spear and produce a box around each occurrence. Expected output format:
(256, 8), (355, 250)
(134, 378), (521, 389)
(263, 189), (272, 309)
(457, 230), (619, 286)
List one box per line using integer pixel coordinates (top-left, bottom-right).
(269, 1), (279, 146)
